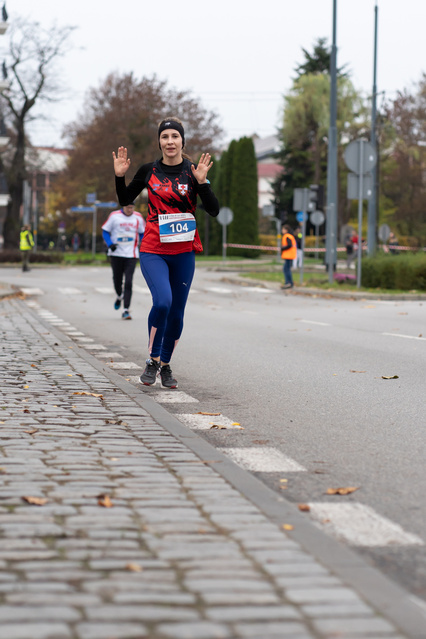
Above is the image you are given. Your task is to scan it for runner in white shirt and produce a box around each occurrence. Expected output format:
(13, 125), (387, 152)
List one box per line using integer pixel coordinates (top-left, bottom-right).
(102, 204), (145, 319)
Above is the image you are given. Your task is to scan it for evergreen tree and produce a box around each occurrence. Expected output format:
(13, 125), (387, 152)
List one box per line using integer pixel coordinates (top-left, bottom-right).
(228, 137), (259, 257)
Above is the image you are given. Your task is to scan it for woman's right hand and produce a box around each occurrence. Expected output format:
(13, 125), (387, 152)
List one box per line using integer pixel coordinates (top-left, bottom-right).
(112, 146), (131, 177)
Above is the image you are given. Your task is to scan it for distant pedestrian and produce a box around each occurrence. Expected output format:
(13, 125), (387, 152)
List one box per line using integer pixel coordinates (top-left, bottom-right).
(102, 203), (146, 320)
(113, 116), (219, 388)
(293, 224), (303, 268)
(281, 224), (297, 289)
(19, 224), (34, 272)
(388, 232), (399, 255)
(345, 229), (356, 269)
(72, 233), (80, 252)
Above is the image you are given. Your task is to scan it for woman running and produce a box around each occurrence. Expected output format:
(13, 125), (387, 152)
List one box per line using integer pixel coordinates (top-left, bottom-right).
(113, 117), (219, 388)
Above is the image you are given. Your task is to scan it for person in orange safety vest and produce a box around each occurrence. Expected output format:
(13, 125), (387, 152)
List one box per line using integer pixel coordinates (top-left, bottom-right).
(281, 223), (297, 289)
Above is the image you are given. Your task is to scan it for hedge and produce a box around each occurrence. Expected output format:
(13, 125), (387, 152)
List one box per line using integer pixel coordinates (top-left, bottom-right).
(361, 253), (426, 290)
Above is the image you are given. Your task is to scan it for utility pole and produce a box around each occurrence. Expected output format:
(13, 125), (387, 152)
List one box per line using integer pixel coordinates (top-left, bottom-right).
(326, 0), (338, 283)
(367, 2), (379, 255)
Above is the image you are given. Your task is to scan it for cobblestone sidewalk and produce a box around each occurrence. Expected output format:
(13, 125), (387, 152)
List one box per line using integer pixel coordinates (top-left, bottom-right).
(0, 297), (425, 639)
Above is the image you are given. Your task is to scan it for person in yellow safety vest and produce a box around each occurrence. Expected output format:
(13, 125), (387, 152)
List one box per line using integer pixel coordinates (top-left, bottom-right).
(281, 223), (297, 289)
(20, 224), (34, 272)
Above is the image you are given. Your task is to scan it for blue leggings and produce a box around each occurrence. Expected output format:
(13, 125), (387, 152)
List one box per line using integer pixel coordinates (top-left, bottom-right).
(139, 251), (195, 363)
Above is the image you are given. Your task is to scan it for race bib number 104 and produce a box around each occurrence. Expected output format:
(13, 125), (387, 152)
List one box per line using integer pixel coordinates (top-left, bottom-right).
(158, 213), (196, 243)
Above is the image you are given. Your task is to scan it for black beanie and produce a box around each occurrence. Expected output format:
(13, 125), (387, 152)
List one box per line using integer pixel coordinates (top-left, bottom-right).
(158, 120), (185, 148)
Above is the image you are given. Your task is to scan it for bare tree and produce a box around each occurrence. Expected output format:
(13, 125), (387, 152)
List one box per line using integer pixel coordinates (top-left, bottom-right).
(1, 17), (75, 248)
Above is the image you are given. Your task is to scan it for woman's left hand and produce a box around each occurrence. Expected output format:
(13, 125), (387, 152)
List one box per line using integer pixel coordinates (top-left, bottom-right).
(191, 153), (213, 184)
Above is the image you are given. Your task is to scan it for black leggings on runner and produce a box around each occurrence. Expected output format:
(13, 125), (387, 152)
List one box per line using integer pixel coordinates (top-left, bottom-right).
(110, 256), (138, 309)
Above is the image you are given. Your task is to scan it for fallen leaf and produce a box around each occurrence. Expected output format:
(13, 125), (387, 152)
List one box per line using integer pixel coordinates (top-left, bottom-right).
(109, 457), (119, 461)
(326, 486), (359, 495)
(197, 412), (221, 416)
(280, 485), (288, 490)
(126, 563), (142, 572)
(282, 524), (294, 531)
(67, 374), (73, 377)
(381, 375), (399, 380)
(279, 479), (288, 483)
(98, 494), (113, 507)
(350, 370), (366, 373)
(232, 422), (241, 426)
(22, 496), (48, 506)
(0, 467), (6, 474)
(419, 334), (423, 338)
(210, 424), (227, 429)
(298, 503), (311, 512)
(22, 409), (30, 414)
(23, 385), (29, 389)
(73, 392), (103, 398)
(24, 429), (38, 435)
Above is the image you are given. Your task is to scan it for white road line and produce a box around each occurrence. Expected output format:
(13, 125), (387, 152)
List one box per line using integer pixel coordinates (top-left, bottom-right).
(307, 502), (424, 547)
(206, 287), (232, 294)
(218, 447), (307, 472)
(81, 344), (107, 351)
(106, 361), (140, 369)
(133, 285), (150, 294)
(95, 352), (123, 359)
(244, 286), (275, 293)
(300, 319), (331, 326)
(58, 287), (83, 295)
(95, 287), (115, 294)
(178, 414), (243, 430)
(21, 288), (44, 295)
(74, 337), (94, 342)
(382, 332), (426, 341)
(152, 391), (199, 403)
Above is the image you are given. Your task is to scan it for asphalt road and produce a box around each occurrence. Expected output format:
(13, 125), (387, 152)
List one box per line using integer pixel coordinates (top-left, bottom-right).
(2, 262), (426, 606)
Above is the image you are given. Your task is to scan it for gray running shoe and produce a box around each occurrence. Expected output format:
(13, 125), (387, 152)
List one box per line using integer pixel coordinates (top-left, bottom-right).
(139, 358), (161, 385)
(160, 364), (178, 389)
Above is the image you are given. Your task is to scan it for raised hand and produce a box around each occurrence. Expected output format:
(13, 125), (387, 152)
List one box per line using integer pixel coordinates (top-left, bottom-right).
(112, 146), (131, 177)
(191, 153), (213, 184)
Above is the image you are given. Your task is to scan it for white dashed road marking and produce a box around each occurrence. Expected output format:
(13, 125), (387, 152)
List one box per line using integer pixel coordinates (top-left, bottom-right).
(58, 288), (83, 295)
(21, 288), (44, 296)
(95, 352), (123, 359)
(106, 361), (140, 369)
(382, 332), (426, 341)
(307, 502), (424, 547)
(207, 287), (232, 295)
(82, 344), (107, 351)
(95, 287), (115, 294)
(218, 447), (307, 472)
(300, 319), (331, 326)
(133, 285), (150, 294)
(178, 414), (243, 430)
(153, 391), (199, 403)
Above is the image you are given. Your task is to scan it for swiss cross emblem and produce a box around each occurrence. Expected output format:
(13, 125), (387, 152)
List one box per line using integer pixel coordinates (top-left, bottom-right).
(177, 183), (188, 196)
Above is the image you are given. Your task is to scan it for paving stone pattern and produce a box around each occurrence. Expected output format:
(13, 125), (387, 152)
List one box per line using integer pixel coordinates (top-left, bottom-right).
(0, 299), (409, 639)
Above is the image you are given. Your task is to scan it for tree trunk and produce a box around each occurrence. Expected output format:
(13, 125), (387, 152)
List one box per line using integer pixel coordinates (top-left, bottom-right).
(3, 118), (26, 249)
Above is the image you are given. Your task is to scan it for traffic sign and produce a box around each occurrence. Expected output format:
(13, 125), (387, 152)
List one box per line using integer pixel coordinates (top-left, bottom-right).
(217, 207), (233, 226)
(86, 192), (97, 204)
(262, 204), (275, 217)
(296, 211), (307, 223)
(344, 140), (377, 174)
(347, 173), (373, 200)
(70, 206), (94, 213)
(310, 210), (325, 226)
(378, 223), (391, 242)
(97, 202), (117, 209)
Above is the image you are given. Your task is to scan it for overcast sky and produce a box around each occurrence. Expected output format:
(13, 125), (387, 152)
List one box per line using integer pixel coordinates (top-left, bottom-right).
(4, 0), (426, 149)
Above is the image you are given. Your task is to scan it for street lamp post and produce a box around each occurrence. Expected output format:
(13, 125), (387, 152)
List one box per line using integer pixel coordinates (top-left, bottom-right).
(367, 2), (379, 255)
(326, 0), (338, 283)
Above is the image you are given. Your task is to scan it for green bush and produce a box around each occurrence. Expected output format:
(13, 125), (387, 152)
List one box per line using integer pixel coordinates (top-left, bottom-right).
(361, 253), (426, 290)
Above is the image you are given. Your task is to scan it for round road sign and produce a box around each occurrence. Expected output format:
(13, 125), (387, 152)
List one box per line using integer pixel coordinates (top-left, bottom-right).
(217, 207), (233, 226)
(344, 140), (377, 174)
(310, 210), (325, 226)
